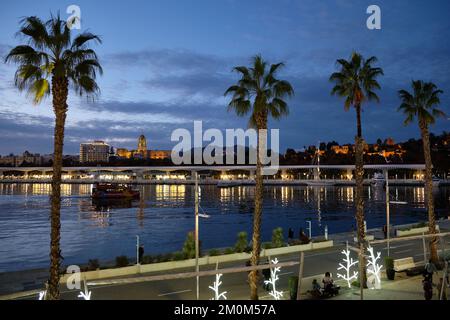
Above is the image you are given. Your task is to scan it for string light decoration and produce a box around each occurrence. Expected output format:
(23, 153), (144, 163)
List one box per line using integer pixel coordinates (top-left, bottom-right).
(264, 258), (284, 300)
(209, 273), (228, 300)
(337, 249), (359, 288)
(78, 288), (92, 300)
(78, 280), (92, 300)
(366, 246), (383, 290)
(38, 291), (47, 300)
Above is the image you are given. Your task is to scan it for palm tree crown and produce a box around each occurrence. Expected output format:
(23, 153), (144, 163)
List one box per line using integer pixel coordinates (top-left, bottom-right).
(5, 15), (102, 103)
(398, 80), (446, 126)
(330, 52), (383, 109)
(224, 55), (294, 127)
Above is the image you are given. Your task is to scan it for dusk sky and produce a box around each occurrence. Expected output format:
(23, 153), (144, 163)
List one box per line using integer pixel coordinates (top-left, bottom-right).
(0, 0), (449, 155)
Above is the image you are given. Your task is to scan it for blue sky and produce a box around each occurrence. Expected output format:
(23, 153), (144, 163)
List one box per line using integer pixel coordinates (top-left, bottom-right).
(0, 0), (449, 155)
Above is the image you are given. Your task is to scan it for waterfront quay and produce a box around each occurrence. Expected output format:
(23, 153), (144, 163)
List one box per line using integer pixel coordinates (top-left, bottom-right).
(1, 164), (446, 186)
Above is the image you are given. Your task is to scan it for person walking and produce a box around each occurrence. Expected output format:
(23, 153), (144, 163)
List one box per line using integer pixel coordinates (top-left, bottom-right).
(423, 276), (433, 300)
(288, 228), (294, 241)
(138, 245), (145, 264)
(424, 259), (438, 283)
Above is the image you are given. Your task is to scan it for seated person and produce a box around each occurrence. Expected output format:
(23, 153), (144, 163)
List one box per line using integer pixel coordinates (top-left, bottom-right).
(322, 272), (334, 292)
(299, 228), (310, 244)
(308, 279), (322, 298)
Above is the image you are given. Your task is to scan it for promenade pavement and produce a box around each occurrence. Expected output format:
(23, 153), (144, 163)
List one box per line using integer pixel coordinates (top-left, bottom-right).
(2, 219), (449, 300)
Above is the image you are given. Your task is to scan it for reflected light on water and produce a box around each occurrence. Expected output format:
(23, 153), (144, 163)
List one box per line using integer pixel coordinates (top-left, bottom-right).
(0, 182), (448, 273)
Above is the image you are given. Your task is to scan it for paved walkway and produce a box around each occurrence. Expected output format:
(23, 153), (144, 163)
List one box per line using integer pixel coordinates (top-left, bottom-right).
(1, 219), (449, 299)
(328, 273), (449, 301)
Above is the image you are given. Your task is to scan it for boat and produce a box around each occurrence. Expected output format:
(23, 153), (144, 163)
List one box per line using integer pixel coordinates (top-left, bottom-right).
(305, 180), (336, 187)
(306, 143), (335, 187)
(371, 172), (386, 188)
(91, 183), (140, 200)
(217, 180), (242, 188)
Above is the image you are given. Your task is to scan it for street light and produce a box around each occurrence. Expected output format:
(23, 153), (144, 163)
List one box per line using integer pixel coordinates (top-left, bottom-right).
(385, 170), (391, 256)
(385, 170), (408, 256)
(193, 172), (211, 301)
(194, 171), (199, 300)
(306, 220), (312, 239)
(136, 235), (140, 265)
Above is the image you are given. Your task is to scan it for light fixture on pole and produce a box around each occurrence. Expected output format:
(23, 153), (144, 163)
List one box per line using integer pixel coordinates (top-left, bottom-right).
(194, 171), (200, 300)
(136, 235), (140, 265)
(385, 170), (408, 257)
(306, 220), (312, 239)
(385, 170), (390, 256)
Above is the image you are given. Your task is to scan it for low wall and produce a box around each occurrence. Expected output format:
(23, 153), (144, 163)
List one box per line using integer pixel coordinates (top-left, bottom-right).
(60, 240), (334, 284)
(396, 225), (440, 237)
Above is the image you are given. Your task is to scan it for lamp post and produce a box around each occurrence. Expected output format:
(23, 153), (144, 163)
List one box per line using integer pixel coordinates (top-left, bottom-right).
(194, 171), (200, 300)
(136, 235), (140, 265)
(306, 220), (312, 239)
(385, 170), (390, 257)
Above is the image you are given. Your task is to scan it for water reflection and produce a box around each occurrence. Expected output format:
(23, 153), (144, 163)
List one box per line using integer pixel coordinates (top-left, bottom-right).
(155, 184), (186, 202)
(0, 182), (448, 272)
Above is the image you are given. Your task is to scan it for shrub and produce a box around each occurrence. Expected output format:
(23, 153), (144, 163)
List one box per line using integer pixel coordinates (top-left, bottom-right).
(399, 222), (428, 231)
(384, 257), (394, 270)
(115, 255), (129, 268)
(162, 253), (173, 262)
(289, 276), (299, 300)
(235, 232), (248, 253)
(415, 222), (427, 228)
(142, 255), (153, 264)
(271, 227), (285, 248)
(224, 247), (235, 255)
(87, 259), (100, 271)
(439, 251), (450, 262)
(262, 242), (273, 250)
(182, 231), (196, 259)
(289, 239), (303, 246)
(172, 251), (185, 261)
(351, 280), (360, 288)
(209, 249), (220, 256)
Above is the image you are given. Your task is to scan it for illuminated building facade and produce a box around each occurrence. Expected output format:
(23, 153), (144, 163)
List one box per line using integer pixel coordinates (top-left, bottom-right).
(80, 141), (111, 163)
(116, 135), (171, 160)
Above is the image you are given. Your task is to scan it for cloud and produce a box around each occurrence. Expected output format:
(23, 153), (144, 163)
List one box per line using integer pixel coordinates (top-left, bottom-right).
(105, 48), (230, 74)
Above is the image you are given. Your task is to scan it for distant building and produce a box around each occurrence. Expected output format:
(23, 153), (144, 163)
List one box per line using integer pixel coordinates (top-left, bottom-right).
(137, 135), (147, 154)
(385, 137), (396, 146)
(116, 135), (171, 160)
(331, 145), (351, 155)
(79, 141), (110, 163)
(149, 150), (171, 160)
(116, 148), (132, 158)
(0, 151), (43, 167)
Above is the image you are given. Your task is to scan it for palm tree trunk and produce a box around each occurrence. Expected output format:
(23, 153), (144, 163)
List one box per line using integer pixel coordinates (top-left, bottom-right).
(355, 104), (367, 288)
(249, 112), (267, 300)
(356, 104), (362, 138)
(47, 76), (68, 300)
(419, 121), (439, 263)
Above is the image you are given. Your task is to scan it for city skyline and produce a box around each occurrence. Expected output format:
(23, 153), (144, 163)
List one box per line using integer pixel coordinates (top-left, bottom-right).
(0, 0), (449, 154)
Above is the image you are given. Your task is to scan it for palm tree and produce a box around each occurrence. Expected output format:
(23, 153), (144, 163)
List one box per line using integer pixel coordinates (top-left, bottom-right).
(329, 52), (383, 286)
(398, 80), (446, 263)
(225, 55), (294, 300)
(5, 15), (102, 299)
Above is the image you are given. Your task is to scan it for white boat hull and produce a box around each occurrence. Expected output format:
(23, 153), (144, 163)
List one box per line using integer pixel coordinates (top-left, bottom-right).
(305, 180), (336, 187)
(217, 181), (241, 188)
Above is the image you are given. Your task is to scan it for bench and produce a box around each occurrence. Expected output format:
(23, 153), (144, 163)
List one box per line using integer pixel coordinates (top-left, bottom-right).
(393, 257), (416, 272)
(353, 235), (375, 243)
